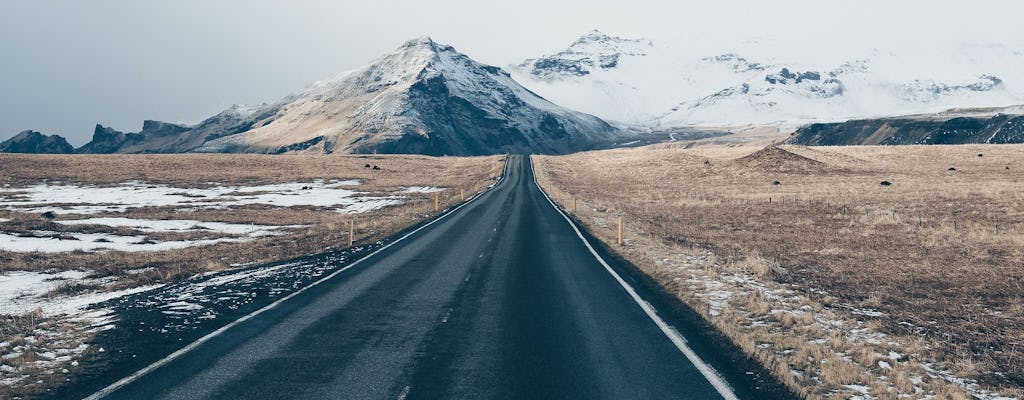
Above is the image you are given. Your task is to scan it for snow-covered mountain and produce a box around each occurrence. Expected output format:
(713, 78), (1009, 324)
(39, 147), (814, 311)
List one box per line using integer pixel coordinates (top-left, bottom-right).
(196, 37), (620, 155)
(512, 30), (1024, 128)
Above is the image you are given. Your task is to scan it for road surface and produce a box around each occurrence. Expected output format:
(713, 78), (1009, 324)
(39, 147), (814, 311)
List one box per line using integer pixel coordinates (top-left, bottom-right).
(90, 155), (782, 399)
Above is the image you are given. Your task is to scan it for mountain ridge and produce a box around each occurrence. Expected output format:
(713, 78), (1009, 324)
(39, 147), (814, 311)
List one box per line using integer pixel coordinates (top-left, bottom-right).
(511, 31), (1024, 128)
(3, 37), (621, 156)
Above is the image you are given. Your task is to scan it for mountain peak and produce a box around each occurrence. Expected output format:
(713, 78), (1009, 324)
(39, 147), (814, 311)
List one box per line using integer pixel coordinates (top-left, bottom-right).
(574, 30), (613, 44)
(399, 36), (452, 54)
(194, 37), (620, 156)
(0, 130), (74, 154)
(516, 31), (650, 80)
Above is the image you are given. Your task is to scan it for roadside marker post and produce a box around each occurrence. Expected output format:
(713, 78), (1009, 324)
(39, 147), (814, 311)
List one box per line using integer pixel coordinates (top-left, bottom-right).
(573, 198), (577, 213)
(461, 188), (465, 202)
(618, 217), (623, 245)
(348, 220), (354, 247)
(435, 192), (440, 212)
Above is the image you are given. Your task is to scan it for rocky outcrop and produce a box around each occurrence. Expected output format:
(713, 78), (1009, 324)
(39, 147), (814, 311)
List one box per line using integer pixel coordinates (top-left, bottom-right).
(74, 110), (268, 154)
(0, 131), (74, 154)
(76, 124), (132, 154)
(789, 108), (1024, 145)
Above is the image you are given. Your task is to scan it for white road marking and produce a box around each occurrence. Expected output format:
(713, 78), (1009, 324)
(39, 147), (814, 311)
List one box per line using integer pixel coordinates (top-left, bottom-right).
(84, 157), (512, 400)
(530, 156), (740, 400)
(397, 385), (411, 400)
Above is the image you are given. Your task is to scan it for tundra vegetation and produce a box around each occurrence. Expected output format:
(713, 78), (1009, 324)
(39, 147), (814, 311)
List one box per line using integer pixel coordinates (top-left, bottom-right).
(0, 153), (503, 398)
(535, 144), (1024, 399)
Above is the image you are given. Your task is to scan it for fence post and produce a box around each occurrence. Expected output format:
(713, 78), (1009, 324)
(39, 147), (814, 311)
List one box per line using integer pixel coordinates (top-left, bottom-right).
(435, 192), (439, 212)
(461, 188), (465, 202)
(573, 198), (577, 214)
(348, 220), (354, 247)
(618, 217), (623, 245)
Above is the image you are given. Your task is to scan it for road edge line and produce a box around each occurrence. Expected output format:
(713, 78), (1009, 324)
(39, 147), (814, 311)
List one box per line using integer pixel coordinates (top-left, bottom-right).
(529, 156), (740, 400)
(83, 156), (512, 400)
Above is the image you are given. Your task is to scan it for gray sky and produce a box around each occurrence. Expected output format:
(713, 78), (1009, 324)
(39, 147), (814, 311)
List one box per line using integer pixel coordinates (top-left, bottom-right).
(1, 0), (1019, 145)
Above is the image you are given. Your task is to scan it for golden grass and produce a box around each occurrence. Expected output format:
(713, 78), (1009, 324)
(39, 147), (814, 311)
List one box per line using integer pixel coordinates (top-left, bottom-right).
(535, 144), (1024, 399)
(0, 153), (504, 285)
(0, 153), (504, 398)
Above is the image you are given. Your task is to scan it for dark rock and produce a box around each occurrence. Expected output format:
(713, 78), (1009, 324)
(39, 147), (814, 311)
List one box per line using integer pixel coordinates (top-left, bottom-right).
(880, 181), (892, 186)
(772, 181), (781, 185)
(790, 112), (1024, 146)
(77, 124), (132, 154)
(41, 211), (56, 219)
(372, 165), (381, 170)
(0, 131), (74, 154)
(948, 167), (957, 171)
(765, 68), (821, 85)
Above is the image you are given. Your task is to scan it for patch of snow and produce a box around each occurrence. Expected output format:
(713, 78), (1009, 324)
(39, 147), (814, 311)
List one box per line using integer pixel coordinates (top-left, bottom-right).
(336, 198), (403, 214)
(398, 186), (446, 193)
(0, 270), (160, 316)
(844, 384), (873, 400)
(0, 180), (370, 215)
(0, 230), (282, 253)
(56, 217), (288, 235)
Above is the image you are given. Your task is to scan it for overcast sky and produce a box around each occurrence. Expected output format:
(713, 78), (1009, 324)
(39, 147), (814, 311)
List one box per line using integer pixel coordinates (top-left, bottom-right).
(1, 0), (1019, 145)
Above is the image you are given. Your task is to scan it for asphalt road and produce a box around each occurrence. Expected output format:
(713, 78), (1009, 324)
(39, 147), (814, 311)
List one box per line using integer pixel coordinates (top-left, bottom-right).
(91, 155), (783, 400)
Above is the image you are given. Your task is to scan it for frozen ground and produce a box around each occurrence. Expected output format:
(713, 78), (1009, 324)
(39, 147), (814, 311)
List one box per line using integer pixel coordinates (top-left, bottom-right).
(0, 237), (383, 395)
(658, 251), (1019, 400)
(0, 179), (376, 215)
(0, 180), (445, 253)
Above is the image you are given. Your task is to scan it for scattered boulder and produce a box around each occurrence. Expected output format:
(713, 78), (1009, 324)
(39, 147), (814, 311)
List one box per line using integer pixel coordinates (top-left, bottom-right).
(772, 181), (781, 185)
(372, 165), (381, 170)
(880, 181), (892, 186)
(364, 164), (371, 168)
(978, 153), (984, 157)
(948, 167), (956, 171)
(41, 211), (56, 219)
(301, 186), (312, 190)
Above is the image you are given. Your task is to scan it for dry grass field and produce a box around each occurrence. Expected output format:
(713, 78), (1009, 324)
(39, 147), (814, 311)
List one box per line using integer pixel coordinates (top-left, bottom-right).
(535, 144), (1024, 399)
(0, 153), (503, 397)
(0, 153), (503, 284)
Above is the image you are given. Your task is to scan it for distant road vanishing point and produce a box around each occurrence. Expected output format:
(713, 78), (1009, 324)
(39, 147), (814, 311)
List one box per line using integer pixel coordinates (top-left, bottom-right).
(86, 156), (784, 400)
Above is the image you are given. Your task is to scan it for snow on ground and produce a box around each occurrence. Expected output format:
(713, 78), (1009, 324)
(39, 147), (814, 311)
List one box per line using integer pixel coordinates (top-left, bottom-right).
(0, 270), (159, 317)
(0, 269), (163, 392)
(0, 231), (272, 253)
(0, 218), (10, 223)
(398, 186), (446, 193)
(0, 179), (370, 215)
(56, 217), (292, 236)
(0, 180), (452, 252)
(0, 217), (302, 253)
(665, 250), (1021, 399)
